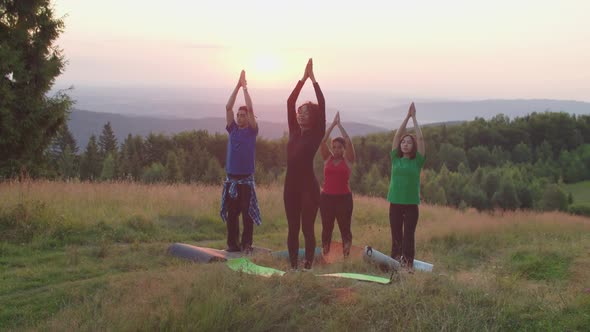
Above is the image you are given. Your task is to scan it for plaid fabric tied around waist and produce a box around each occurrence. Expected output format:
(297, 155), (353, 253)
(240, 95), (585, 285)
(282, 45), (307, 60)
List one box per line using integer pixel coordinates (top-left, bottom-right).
(219, 174), (262, 226)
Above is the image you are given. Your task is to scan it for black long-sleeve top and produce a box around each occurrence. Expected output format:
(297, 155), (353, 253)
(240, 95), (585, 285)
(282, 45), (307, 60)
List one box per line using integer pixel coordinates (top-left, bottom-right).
(285, 80), (326, 188)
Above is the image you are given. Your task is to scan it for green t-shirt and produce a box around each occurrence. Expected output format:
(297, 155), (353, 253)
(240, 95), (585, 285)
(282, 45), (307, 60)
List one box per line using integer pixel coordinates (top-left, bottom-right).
(387, 149), (425, 205)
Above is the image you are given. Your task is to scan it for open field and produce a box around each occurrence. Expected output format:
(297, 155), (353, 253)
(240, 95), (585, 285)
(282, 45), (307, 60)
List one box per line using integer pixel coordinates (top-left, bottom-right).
(565, 181), (590, 205)
(1, 180), (589, 331)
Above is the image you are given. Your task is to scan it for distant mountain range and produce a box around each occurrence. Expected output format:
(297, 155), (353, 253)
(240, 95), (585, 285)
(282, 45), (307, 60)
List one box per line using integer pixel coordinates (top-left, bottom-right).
(66, 91), (590, 148)
(61, 85), (590, 126)
(68, 109), (390, 148)
(375, 99), (590, 125)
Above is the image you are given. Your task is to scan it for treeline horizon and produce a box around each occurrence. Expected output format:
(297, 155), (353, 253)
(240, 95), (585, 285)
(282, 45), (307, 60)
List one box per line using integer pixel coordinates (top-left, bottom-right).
(15, 111), (590, 215)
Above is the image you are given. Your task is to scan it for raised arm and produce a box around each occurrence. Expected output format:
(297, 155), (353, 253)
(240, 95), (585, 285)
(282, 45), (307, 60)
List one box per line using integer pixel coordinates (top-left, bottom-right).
(308, 59), (326, 134)
(287, 62), (309, 132)
(321, 112), (338, 161)
(337, 117), (356, 163)
(240, 71), (257, 129)
(411, 104), (425, 156)
(392, 102), (413, 151)
(225, 76), (241, 127)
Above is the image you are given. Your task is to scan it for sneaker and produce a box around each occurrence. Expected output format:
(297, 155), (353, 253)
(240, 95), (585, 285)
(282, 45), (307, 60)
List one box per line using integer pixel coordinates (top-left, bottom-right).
(225, 247), (241, 253)
(303, 260), (312, 271)
(289, 267), (300, 273)
(399, 256), (407, 268)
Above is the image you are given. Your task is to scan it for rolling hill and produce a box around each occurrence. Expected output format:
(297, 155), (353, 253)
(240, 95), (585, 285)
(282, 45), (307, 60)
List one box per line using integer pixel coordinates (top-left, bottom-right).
(68, 109), (390, 148)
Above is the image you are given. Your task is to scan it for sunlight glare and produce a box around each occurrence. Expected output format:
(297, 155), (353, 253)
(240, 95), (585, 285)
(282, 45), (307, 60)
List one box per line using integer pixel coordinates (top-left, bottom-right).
(254, 53), (280, 73)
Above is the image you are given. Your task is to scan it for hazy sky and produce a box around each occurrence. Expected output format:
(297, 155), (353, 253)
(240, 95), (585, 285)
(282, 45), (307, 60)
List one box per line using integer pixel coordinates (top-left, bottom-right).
(53, 0), (590, 101)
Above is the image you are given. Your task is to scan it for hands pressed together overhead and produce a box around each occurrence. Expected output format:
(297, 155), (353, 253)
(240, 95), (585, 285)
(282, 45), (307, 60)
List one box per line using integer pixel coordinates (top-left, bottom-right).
(330, 111), (341, 128)
(239, 70), (247, 88)
(302, 58), (316, 83)
(407, 102), (416, 119)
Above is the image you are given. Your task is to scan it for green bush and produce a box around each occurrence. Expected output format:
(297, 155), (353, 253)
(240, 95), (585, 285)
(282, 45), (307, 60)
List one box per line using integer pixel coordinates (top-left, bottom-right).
(141, 162), (166, 183)
(540, 184), (569, 211)
(568, 203), (590, 217)
(0, 201), (60, 243)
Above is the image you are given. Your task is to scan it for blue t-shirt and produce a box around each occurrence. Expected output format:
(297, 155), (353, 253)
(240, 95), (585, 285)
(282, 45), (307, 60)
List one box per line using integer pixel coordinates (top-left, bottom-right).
(225, 120), (258, 175)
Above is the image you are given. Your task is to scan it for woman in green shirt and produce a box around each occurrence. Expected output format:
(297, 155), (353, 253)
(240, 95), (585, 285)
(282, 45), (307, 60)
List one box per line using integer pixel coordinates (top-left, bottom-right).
(388, 102), (425, 273)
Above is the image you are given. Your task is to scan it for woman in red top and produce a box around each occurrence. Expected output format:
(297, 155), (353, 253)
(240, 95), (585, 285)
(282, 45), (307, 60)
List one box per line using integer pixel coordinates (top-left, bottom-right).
(319, 112), (356, 257)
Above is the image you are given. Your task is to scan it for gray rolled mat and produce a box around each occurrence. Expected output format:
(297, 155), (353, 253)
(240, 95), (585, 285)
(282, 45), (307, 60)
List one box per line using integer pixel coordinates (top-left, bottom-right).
(168, 243), (273, 263)
(168, 243), (228, 263)
(363, 246), (401, 271)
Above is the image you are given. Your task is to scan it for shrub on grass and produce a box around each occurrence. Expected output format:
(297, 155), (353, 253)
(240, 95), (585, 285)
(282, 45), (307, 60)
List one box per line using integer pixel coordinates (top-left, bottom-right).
(0, 201), (60, 243)
(568, 203), (590, 217)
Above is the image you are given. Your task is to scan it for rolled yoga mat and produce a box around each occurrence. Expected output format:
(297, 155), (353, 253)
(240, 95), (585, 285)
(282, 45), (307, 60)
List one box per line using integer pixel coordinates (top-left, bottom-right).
(168, 243), (271, 263)
(362, 246), (433, 272)
(413, 259), (434, 272)
(362, 246), (401, 272)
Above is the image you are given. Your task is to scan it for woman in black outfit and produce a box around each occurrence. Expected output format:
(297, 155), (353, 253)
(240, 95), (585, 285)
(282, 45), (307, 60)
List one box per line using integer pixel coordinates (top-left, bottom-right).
(284, 58), (326, 271)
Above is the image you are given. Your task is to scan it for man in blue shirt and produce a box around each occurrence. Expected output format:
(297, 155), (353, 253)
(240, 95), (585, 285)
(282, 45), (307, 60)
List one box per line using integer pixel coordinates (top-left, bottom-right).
(219, 70), (261, 253)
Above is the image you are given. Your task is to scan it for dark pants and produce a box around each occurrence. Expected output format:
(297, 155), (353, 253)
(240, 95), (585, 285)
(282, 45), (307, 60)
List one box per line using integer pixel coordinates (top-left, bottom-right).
(389, 203), (419, 266)
(226, 176), (254, 251)
(284, 181), (320, 269)
(320, 193), (353, 256)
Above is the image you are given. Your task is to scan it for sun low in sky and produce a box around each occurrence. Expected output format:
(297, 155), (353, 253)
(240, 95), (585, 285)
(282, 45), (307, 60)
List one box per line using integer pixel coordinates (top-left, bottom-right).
(225, 49), (298, 87)
(53, 0), (590, 101)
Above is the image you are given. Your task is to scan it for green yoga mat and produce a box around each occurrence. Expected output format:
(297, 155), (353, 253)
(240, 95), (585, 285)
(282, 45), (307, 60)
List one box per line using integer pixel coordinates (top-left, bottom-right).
(227, 258), (286, 277)
(318, 273), (391, 285)
(227, 258), (391, 284)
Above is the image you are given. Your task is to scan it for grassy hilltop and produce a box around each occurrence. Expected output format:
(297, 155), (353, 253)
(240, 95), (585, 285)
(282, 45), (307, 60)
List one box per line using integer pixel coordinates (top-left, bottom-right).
(1, 181), (589, 331)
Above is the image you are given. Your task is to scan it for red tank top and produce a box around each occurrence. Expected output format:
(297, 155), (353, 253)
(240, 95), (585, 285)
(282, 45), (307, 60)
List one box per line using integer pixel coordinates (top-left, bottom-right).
(322, 156), (351, 194)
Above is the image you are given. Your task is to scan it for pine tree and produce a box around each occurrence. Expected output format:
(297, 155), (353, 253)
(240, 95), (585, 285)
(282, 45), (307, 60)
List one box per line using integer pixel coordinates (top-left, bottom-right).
(80, 135), (101, 180)
(0, 0), (72, 177)
(100, 153), (115, 181)
(50, 123), (78, 155)
(128, 135), (145, 180)
(98, 122), (118, 157)
(57, 145), (77, 180)
(48, 123), (79, 178)
(118, 134), (133, 180)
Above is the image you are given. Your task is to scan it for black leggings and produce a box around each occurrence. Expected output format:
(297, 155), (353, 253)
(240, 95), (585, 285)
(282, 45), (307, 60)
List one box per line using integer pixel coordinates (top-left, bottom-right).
(284, 182), (320, 269)
(226, 182), (254, 251)
(389, 203), (419, 265)
(320, 193), (353, 256)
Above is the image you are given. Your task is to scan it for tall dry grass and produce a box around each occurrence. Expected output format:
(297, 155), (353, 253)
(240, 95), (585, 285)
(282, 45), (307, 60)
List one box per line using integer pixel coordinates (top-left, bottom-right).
(1, 180), (589, 331)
